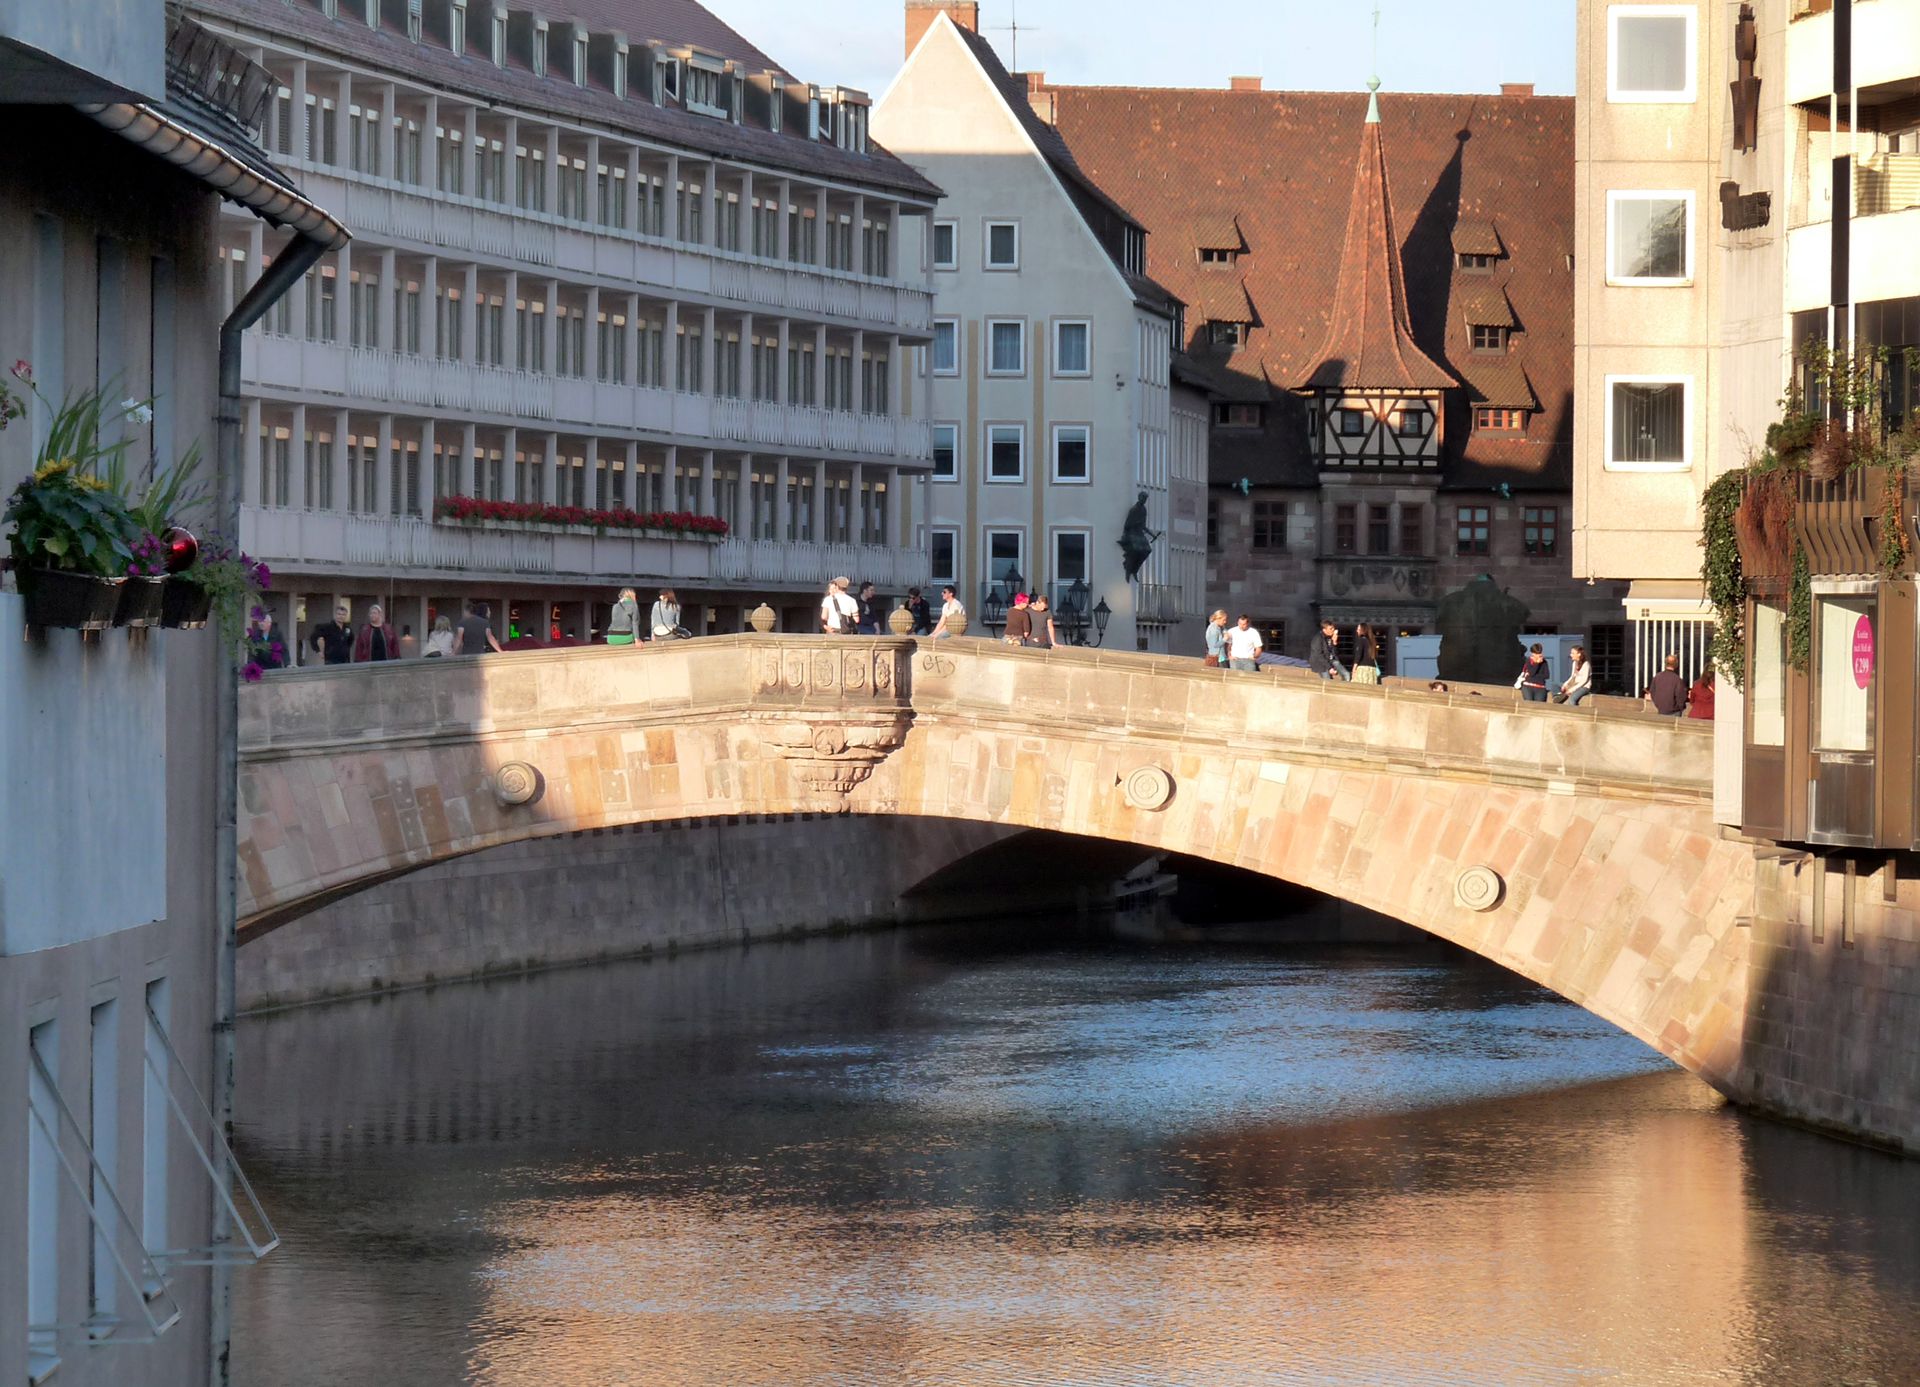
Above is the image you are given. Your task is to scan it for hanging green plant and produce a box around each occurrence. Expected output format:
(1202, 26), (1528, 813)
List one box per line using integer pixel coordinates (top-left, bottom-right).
(1880, 460), (1911, 580)
(1787, 541), (1812, 672)
(1701, 468), (1748, 689)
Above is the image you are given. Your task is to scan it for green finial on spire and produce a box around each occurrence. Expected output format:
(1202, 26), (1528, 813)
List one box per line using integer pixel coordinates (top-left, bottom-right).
(1367, 2), (1382, 123)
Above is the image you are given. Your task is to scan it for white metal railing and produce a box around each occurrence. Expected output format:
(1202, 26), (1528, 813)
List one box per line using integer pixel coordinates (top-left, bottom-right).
(1133, 583), (1186, 624)
(714, 536), (930, 589)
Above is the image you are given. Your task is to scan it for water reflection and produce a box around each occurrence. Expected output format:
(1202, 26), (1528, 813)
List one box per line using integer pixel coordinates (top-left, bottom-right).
(232, 926), (1920, 1386)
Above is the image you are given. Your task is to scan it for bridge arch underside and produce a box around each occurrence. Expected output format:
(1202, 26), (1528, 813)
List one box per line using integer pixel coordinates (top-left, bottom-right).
(238, 707), (1754, 1095)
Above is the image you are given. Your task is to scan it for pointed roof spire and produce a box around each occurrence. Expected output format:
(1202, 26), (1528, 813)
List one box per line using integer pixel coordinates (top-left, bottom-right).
(1295, 95), (1454, 392)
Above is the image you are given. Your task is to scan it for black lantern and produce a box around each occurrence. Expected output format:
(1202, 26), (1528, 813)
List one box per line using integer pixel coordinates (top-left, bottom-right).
(1092, 597), (1112, 643)
(1060, 579), (1088, 644)
(983, 586), (1008, 634)
(1003, 563), (1025, 596)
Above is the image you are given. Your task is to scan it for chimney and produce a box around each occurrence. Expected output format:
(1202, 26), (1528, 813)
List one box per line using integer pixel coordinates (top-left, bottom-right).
(1229, 76), (1262, 92)
(1500, 82), (1535, 97)
(1025, 70), (1047, 93)
(906, 1), (979, 58)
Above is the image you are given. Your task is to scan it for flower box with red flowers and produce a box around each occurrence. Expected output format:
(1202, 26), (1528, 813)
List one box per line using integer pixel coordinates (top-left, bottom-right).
(432, 496), (729, 540)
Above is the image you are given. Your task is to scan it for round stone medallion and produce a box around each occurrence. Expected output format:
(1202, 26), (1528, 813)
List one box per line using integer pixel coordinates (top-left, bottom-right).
(493, 761), (544, 808)
(1123, 765), (1175, 812)
(1454, 865), (1505, 912)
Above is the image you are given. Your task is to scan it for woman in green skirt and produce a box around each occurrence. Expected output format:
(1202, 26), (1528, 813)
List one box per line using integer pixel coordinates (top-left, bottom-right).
(607, 587), (640, 646)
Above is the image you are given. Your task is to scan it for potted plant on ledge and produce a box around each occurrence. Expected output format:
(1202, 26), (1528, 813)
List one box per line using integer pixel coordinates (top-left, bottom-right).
(2, 459), (139, 629)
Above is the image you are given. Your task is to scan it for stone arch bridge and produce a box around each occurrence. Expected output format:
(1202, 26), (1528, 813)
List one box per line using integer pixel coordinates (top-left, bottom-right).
(235, 635), (1764, 1092)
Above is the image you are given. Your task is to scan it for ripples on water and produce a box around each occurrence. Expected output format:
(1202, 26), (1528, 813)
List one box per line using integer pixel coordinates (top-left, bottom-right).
(231, 926), (1920, 1387)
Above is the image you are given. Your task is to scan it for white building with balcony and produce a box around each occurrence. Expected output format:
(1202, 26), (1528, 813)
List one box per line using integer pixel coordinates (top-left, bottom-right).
(192, 0), (943, 649)
(873, 3), (1202, 653)
(1574, 0), (1920, 690)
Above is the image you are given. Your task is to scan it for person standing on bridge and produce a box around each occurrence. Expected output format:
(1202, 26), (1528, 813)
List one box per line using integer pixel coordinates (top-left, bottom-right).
(352, 603), (398, 662)
(1352, 623), (1382, 685)
(1225, 614), (1264, 671)
(856, 581), (884, 635)
(1205, 609), (1227, 667)
(607, 587), (640, 647)
(1516, 643), (1552, 702)
(454, 600), (503, 656)
(1030, 594), (1056, 648)
(821, 577), (859, 635)
(309, 601), (355, 666)
(1649, 653), (1687, 715)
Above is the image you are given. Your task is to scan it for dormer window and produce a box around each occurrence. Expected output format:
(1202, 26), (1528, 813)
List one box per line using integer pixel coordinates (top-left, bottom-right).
(490, 10), (506, 65)
(686, 60), (730, 119)
(449, 1), (465, 54)
(531, 21), (548, 76)
(656, 56), (681, 103)
(573, 32), (588, 86)
(1459, 252), (1498, 272)
(1471, 324), (1510, 353)
(612, 46), (627, 99)
(1199, 247), (1236, 266)
(362, 0), (377, 25)
(826, 92), (869, 153)
(406, 0), (421, 43)
(1208, 321), (1247, 348)
(1214, 403), (1263, 428)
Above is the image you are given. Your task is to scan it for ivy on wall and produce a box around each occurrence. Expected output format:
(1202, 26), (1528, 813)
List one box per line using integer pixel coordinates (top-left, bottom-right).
(1701, 469), (1748, 690)
(1787, 541), (1812, 673)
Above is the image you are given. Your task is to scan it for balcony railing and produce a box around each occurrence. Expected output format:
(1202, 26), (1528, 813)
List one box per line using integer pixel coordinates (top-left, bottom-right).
(714, 537), (929, 590)
(283, 165), (934, 336)
(1132, 583), (1187, 624)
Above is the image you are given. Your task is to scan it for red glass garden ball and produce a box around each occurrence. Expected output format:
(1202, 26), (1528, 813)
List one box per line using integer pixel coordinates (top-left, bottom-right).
(164, 528), (199, 574)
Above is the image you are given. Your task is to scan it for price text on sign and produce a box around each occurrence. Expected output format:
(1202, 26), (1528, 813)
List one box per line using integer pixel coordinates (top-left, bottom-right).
(1853, 614), (1875, 690)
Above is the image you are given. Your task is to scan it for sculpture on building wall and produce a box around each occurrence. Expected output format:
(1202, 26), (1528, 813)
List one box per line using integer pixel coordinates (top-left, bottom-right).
(1118, 490), (1161, 581)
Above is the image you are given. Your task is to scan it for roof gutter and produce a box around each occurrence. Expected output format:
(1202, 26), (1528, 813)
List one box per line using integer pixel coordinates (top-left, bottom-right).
(79, 96), (347, 1387)
(79, 100), (350, 251)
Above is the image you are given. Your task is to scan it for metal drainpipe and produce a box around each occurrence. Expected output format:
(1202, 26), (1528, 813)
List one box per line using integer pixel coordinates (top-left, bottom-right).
(209, 234), (328, 1387)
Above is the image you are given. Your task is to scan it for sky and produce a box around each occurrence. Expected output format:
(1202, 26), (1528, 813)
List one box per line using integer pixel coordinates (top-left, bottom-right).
(704, 0), (1575, 102)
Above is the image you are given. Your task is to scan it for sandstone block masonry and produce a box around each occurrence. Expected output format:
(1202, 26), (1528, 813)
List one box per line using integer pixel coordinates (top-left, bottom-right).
(235, 635), (1919, 1153)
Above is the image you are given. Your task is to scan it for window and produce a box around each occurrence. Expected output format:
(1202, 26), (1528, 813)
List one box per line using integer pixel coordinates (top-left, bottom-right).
(687, 63), (730, 118)
(1055, 530), (1090, 585)
(931, 318), (959, 376)
(1252, 500), (1285, 550)
(929, 528), (957, 584)
(1214, 402), (1263, 428)
(1607, 192), (1692, 283)
(1471, 324), (1510, 352)
(1608, 4), (1697, 104)
(987, 424), (1024, 482)
(490, 11), (506, 63)
(1334, 502), (1358, 554)
(1396, 405), (1430, 437)
(1459, 251), (1498, 272)
(1456, 505), (1491, 556)
(657, 57), (681, 102)
(1367, 504), (1392, 554)
(1400, 503), (1425, 555)
(1337, 407), (1368, 436)
(1208, 320), (1246, 348)
(1054, 320), (1090, 377)
(932, 220), (957, 270)
(1815, 595), (1875, 752)
(450, 2), (466, 53)
(1052, 424), (1090, 482)
(986, 529), (1025, 586)
(931, 423), (958, 481)
(613, 47), (628, 98)
(1475, 406), (1527, 433)
(1523, 506), (1559, 558)
(987, 318), (1025, 375)
(1199, 247), (1236, 265)
(1606, 376), (1690, 470)
(985, 220), (1019, 269)
(1207, 497), (1220, 551)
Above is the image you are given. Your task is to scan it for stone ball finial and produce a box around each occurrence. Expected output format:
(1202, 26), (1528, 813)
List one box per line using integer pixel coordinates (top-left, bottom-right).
(888, 604), (915, 635)
(748, 603), (776, 634)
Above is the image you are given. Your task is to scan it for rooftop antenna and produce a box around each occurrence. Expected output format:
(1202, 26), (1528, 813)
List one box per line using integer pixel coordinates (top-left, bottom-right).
(1367, 2), (1383, 123)
(990, 0), (1040, 74)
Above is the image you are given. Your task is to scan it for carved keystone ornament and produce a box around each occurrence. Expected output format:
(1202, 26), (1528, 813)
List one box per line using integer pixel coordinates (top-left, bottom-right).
(764, 717), (911, 805)
(1121, 765), (1175, 812)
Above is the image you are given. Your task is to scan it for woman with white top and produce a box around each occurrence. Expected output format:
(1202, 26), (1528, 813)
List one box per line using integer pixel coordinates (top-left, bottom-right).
(423, 615), (456, 658)
(650, 587), (682, 640)
(1559, 644), (1593, 706)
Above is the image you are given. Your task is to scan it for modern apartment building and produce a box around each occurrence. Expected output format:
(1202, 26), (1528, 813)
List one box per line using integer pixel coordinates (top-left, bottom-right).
(0, 7), (335, 1383)
(874, 3), (1206, 654)
(192, 0), (943, 649)
(1047, 76), (1630, 679)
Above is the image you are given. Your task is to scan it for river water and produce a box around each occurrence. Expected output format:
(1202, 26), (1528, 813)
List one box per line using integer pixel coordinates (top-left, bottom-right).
(231, 923), (1920, 1386)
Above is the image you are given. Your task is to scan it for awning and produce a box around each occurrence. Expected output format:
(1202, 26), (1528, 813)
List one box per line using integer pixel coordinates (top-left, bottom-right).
(77, 99), (348, 251)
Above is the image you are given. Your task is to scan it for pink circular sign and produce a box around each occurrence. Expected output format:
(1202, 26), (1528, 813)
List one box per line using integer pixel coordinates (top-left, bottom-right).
(1852, 614), (1875, 690)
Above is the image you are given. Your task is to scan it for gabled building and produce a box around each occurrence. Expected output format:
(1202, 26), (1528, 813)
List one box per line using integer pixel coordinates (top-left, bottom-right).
(1044, 76), (1630, 680)
(874, 3), (1205, 653)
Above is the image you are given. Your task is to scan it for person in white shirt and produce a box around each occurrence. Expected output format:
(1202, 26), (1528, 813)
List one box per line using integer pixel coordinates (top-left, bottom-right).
(1559, 644), (1593, 705)
(1224, 614), (1264, 671)
(930, 584), (965, 639)
(821, 576), (859, 635)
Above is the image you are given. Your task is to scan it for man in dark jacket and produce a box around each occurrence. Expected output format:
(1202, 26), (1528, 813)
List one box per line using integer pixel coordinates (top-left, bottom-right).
(1649, 654), (1687, 715)
(309, 602), (354, 665)
(856, 581), (883, 634)
(1309, 619), (1348, 680)
(907, 587), (932, 635)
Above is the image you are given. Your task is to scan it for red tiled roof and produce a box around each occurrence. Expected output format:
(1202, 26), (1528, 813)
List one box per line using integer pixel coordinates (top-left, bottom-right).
(552, 0), (786, 76)
(1043, 85), (1575, 489)
(1299, 114), (1454, 392)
